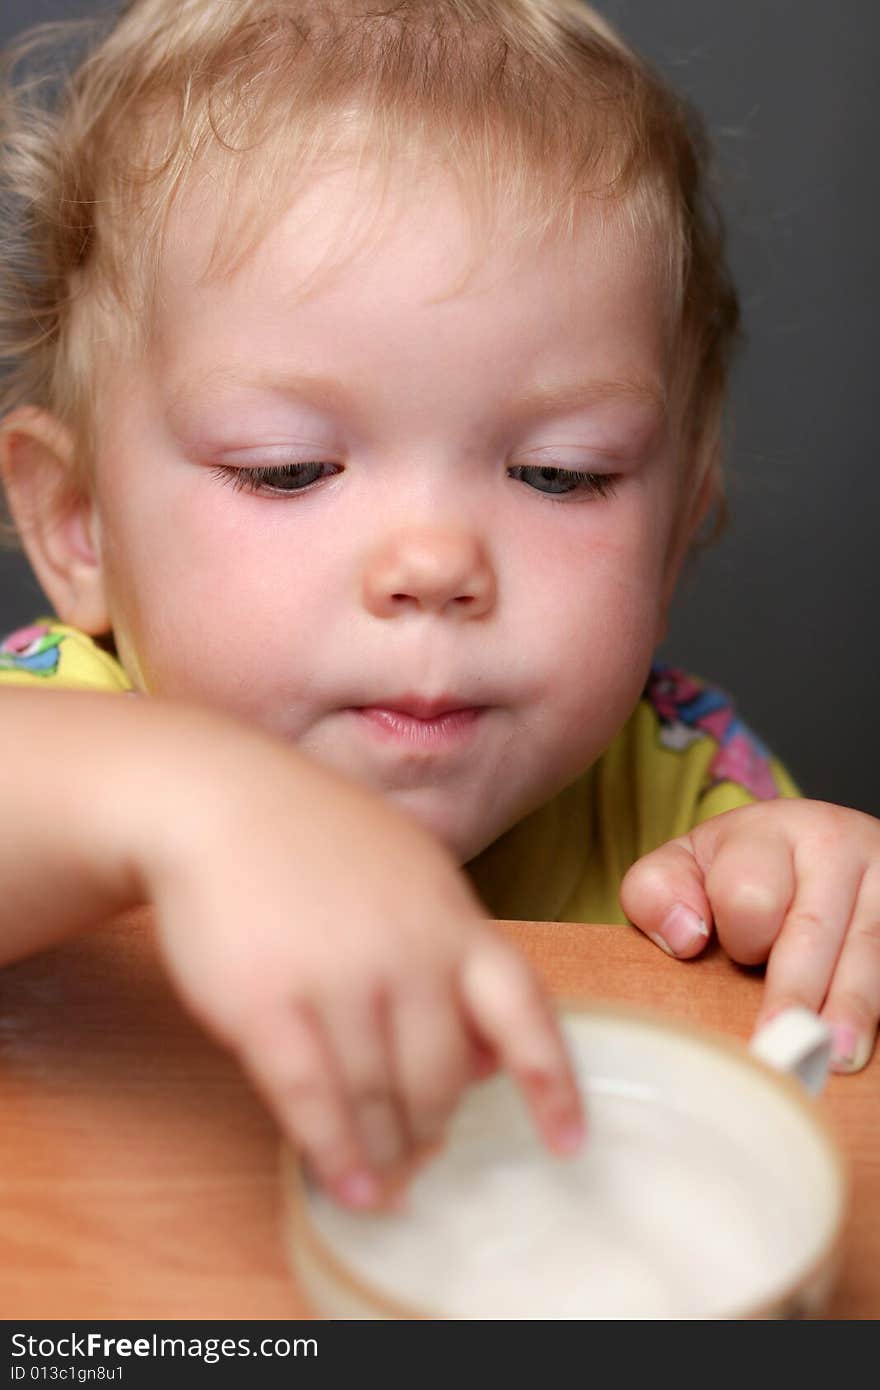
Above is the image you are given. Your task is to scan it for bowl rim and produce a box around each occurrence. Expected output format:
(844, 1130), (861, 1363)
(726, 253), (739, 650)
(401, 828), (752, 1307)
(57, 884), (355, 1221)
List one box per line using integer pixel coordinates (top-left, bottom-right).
(281, 997), (850, 1320)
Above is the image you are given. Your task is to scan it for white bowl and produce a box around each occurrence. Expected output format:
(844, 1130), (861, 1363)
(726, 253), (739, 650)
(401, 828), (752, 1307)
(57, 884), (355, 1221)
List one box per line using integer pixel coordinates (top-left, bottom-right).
(282, 1003), (848, 1319)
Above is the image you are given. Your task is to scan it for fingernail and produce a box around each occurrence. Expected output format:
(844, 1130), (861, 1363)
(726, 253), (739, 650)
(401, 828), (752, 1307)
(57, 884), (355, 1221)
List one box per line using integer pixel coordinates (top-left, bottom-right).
(830, 1024), (871, 1073)
(654, 904), (709, 957)
(552, 1117), (585, 1156)
(336, 1170), (379, 1208)
(648, 933), (674, 957)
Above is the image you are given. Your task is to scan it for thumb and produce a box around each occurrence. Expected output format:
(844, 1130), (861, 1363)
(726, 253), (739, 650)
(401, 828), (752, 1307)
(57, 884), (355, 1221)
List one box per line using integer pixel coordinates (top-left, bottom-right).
(620, 838), (713, 959)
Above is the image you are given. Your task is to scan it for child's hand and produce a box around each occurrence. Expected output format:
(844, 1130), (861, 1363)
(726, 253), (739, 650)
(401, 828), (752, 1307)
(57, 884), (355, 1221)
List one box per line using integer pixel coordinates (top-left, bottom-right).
(134, 713), (583, 1208)
(620, 800), (880, 1072)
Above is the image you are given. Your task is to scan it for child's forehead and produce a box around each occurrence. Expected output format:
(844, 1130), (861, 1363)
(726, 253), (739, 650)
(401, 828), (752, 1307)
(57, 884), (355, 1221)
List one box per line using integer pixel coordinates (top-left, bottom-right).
(158, 145), (666, 317)
(144, 151), (672, 439)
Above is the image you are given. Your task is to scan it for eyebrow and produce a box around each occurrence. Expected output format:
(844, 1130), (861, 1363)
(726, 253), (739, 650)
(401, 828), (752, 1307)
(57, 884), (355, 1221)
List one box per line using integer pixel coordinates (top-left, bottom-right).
(166, 366), (353, 418)
(511, 376), (668, 420)
(167, 366), (667, 421)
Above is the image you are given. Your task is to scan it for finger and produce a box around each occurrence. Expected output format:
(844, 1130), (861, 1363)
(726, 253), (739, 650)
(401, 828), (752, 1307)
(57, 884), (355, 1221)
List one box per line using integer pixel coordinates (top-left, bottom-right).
(752, 842), (862, 1031)
(240, 1001), (376, 1209)
(705, 828), (796, 966)
(390, 983), (472, 1149)
(459, 937), (584, 1157)
(619, 838), (712, 959)
(818, 861), (880, 1073)
(322, 990), (408, 1174)
(468, 1036), (501, 1081)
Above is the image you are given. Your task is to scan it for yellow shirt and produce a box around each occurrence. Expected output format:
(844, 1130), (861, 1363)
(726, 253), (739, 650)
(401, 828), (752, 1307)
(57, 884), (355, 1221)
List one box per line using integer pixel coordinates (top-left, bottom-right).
(0, 619), (132, 693)
(0, 618), (799, 924)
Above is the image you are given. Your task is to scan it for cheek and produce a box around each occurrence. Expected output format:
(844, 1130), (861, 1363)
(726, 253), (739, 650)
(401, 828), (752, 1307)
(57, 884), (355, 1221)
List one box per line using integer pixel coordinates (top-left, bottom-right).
(517, 507), (669, 733)
(97, 482), (331, 702)
(455, 516), (671, 834)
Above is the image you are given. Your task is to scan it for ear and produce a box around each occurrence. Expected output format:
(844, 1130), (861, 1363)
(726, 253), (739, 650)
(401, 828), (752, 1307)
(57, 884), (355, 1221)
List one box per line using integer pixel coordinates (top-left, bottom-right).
(655, 464), (718, 644)
(0, 407), (111, 634)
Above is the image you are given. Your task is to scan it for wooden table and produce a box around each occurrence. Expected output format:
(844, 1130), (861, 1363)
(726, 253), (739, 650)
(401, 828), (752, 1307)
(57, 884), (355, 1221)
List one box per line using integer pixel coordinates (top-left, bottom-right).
(1, 911), (877, 1319)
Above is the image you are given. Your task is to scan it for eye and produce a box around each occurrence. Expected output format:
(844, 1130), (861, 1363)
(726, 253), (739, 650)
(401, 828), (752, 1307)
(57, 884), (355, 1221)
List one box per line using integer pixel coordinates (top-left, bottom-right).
(508, 465), (620, 499)
(210, 462), (340, 495)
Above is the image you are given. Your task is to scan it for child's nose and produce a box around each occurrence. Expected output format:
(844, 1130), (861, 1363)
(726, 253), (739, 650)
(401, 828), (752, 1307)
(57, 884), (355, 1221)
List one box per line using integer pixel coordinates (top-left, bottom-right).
(361, 526), (496, 619)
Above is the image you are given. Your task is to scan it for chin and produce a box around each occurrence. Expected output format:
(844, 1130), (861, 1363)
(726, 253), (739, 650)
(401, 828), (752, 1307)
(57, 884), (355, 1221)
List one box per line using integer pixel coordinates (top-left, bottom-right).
(384, 788), (486, 864)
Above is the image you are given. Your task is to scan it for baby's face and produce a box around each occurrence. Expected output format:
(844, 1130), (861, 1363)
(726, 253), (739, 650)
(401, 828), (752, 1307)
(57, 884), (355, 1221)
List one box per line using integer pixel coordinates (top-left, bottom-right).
(88, 160), (684, 862)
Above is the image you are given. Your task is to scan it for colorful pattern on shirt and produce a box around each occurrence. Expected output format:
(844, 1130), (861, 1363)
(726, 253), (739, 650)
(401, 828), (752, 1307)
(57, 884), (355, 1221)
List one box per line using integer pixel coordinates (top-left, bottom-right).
(0, 622), (64, 677)
(645, 665), (781, 801)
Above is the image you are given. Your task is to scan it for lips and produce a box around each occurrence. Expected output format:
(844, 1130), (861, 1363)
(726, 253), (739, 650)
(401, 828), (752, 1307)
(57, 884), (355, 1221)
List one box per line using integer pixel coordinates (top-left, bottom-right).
(350, 700), (485, 748)
(357, 695), (478, 720)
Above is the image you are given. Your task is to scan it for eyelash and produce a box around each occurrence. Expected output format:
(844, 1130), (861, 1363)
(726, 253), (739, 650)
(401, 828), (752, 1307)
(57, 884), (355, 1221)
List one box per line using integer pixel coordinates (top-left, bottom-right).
(211, 463), (333, 495)
(508, 465), (619, 500)
(209, 461), (620, 501)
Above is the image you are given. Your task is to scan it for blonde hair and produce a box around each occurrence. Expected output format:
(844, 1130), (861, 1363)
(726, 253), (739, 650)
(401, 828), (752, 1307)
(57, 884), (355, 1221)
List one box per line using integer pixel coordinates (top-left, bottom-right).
(0, 0), (738, 542)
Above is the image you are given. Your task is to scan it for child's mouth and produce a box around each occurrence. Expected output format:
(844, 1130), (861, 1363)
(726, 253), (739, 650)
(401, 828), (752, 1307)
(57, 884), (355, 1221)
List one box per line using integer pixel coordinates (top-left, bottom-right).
(351, 705), (485, 748)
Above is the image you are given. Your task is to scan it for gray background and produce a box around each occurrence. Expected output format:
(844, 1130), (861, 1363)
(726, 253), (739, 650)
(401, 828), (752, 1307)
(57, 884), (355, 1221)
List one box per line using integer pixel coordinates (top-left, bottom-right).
(1, 1), (878, 816)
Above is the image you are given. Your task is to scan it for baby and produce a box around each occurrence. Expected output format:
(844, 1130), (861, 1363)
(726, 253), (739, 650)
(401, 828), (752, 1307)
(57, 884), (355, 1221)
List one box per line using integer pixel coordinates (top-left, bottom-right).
(1, 0), (877, 1212)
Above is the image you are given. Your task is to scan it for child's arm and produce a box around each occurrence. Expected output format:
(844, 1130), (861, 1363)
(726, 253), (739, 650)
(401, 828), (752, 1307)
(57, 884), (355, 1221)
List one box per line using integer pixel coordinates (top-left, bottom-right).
(0, 688), (583, 1205)
(620, 799), (880, 1072)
